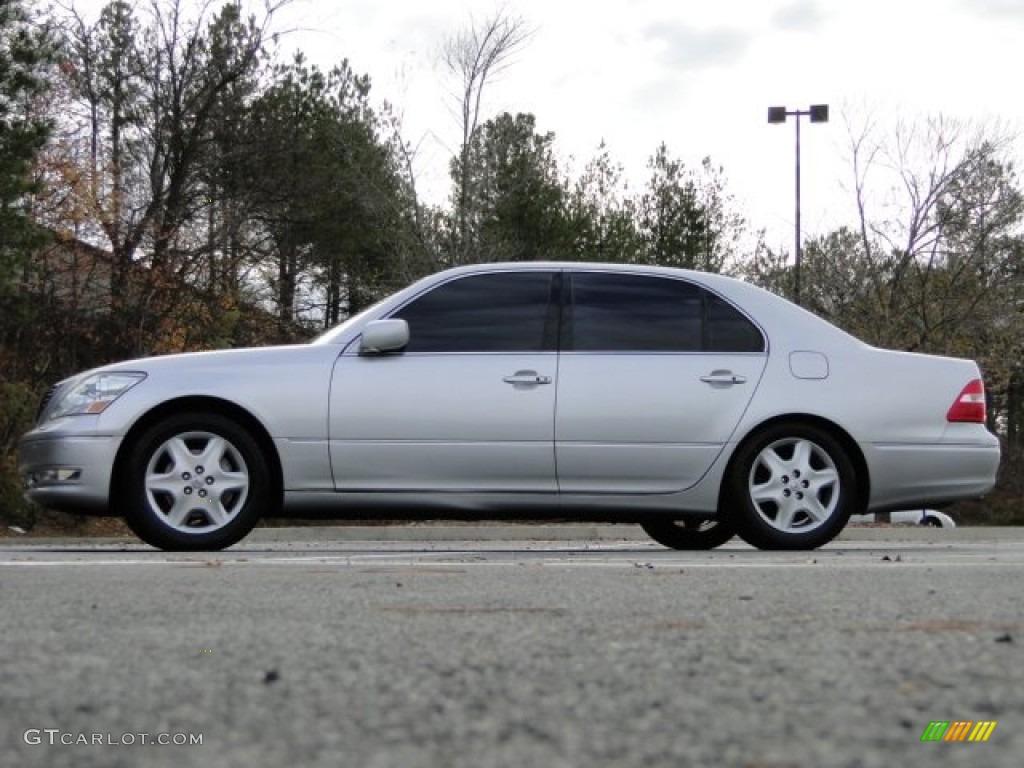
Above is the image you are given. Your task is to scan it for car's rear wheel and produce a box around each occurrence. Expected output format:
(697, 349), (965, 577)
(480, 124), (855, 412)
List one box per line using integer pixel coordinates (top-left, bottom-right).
(122, 412), (270, 551)
(728, 422), (857, 550)
(641, 518), (735, 550)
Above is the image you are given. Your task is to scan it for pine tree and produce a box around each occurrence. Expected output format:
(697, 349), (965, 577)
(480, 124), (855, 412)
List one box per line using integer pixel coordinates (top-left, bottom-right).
(0, 0), (56, 284)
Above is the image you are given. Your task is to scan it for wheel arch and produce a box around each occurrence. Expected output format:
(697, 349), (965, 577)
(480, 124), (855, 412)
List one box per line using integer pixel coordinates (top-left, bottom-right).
(719, 414), (870, 516)
(111, 396), (284, 511)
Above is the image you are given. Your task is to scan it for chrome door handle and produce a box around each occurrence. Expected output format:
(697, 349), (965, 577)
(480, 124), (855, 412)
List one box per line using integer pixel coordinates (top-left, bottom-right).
(700, 370), (747, 386)
(503, 370), (552, 386)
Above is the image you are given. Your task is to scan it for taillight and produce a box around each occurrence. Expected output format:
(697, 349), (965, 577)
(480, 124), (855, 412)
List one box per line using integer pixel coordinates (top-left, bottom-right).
(947, 379), (986, 423)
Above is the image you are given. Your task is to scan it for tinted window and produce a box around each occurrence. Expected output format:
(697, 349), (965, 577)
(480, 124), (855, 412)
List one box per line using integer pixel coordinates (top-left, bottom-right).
(568, 273), (703, 351)
(566, 273), (764, 353)
(706, 294), (764, 352)
(393, 272), (555, 352)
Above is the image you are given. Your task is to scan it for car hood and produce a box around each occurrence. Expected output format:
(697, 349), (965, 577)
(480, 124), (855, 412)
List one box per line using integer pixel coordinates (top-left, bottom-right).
(76, 344), (321, 378)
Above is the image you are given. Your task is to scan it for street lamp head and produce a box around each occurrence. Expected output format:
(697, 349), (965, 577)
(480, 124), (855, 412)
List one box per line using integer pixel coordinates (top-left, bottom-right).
(768, 106), (788, 124)
(809, 104), (829, 123)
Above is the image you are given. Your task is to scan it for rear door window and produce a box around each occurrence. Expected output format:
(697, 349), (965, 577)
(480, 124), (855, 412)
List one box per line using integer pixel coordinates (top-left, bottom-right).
(565, 272), (764, 352)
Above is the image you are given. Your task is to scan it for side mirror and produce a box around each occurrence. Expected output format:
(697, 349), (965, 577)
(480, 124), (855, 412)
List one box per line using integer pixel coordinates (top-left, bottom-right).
(359, 319), (409, 355)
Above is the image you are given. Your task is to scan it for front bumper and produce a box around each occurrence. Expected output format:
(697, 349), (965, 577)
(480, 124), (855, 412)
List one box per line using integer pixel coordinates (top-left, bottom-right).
(18, 434), (123, 515)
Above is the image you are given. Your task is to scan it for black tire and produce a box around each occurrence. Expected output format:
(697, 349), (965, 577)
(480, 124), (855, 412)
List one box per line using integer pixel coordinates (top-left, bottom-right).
(642, 518), (736, 550)
(727, 422), (857, 550)
(121, 412), (271, 551)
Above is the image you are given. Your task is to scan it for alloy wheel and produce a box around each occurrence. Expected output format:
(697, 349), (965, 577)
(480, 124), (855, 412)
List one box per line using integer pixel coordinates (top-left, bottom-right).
(747, 436), (839, 534)
(143, 431), (250, 534)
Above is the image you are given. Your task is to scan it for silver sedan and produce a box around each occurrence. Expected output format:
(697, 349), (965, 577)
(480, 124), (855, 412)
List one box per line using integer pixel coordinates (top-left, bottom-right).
(18, 263), (1000, 551)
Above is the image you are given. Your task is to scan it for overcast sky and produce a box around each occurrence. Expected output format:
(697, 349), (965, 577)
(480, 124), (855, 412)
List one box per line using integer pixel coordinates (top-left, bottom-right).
(85, 0), (1024, 253)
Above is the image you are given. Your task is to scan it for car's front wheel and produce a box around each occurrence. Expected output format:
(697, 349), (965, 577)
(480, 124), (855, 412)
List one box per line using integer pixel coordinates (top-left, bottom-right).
(641, 518), (735, 550)
(122, 412), (271, 551)
(728, 423), (857, 550)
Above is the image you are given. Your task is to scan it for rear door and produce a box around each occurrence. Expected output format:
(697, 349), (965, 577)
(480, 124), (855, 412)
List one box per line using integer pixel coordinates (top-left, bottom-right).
(555, 271), (767, 493)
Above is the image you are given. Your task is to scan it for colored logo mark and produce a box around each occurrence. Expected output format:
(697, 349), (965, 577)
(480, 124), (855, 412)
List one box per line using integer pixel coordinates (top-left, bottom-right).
(920, 720), (996, 742)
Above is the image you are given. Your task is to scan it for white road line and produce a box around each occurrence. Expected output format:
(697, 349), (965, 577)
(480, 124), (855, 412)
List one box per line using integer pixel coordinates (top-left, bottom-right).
(0, 557), (1021, 568)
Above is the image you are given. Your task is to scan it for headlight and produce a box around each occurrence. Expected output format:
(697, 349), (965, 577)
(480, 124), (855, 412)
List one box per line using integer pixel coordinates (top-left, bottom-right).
(47, 372), (146, 420)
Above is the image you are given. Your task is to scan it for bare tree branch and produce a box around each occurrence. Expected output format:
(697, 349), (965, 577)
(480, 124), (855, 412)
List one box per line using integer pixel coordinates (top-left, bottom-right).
(441, 9), (533, 264)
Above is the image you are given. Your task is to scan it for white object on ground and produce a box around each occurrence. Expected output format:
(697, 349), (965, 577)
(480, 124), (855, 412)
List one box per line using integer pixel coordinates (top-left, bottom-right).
(848, 510), (956, 528)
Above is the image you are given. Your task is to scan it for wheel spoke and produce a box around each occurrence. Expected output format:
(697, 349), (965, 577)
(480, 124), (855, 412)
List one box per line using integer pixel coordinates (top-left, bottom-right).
(216, 469), (248, 494)
(165, 495), (194, 528)
(807, 467), (838, 493)
(802, 494), (829, 523)
(166, 437), (195, 469)
(206, 500), (229, 527)
(146, 471), (182, 495)
(751, 478), (785, 503)
(757, 447), (789, 478)
(773, 497), (798, 530)
(196, 436), (229, 470)
(791, 440), (815, 474)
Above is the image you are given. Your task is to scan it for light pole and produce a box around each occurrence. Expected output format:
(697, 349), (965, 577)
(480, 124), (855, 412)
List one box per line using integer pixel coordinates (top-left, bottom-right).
(767, 104), (828, 306)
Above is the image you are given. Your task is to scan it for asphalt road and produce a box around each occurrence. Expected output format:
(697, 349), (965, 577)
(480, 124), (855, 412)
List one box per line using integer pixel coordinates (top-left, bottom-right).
(1, 526), (1022, 768)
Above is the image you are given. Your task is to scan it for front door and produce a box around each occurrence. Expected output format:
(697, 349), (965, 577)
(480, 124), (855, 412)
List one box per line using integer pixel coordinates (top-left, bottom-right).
(329, 270), (560, 492)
